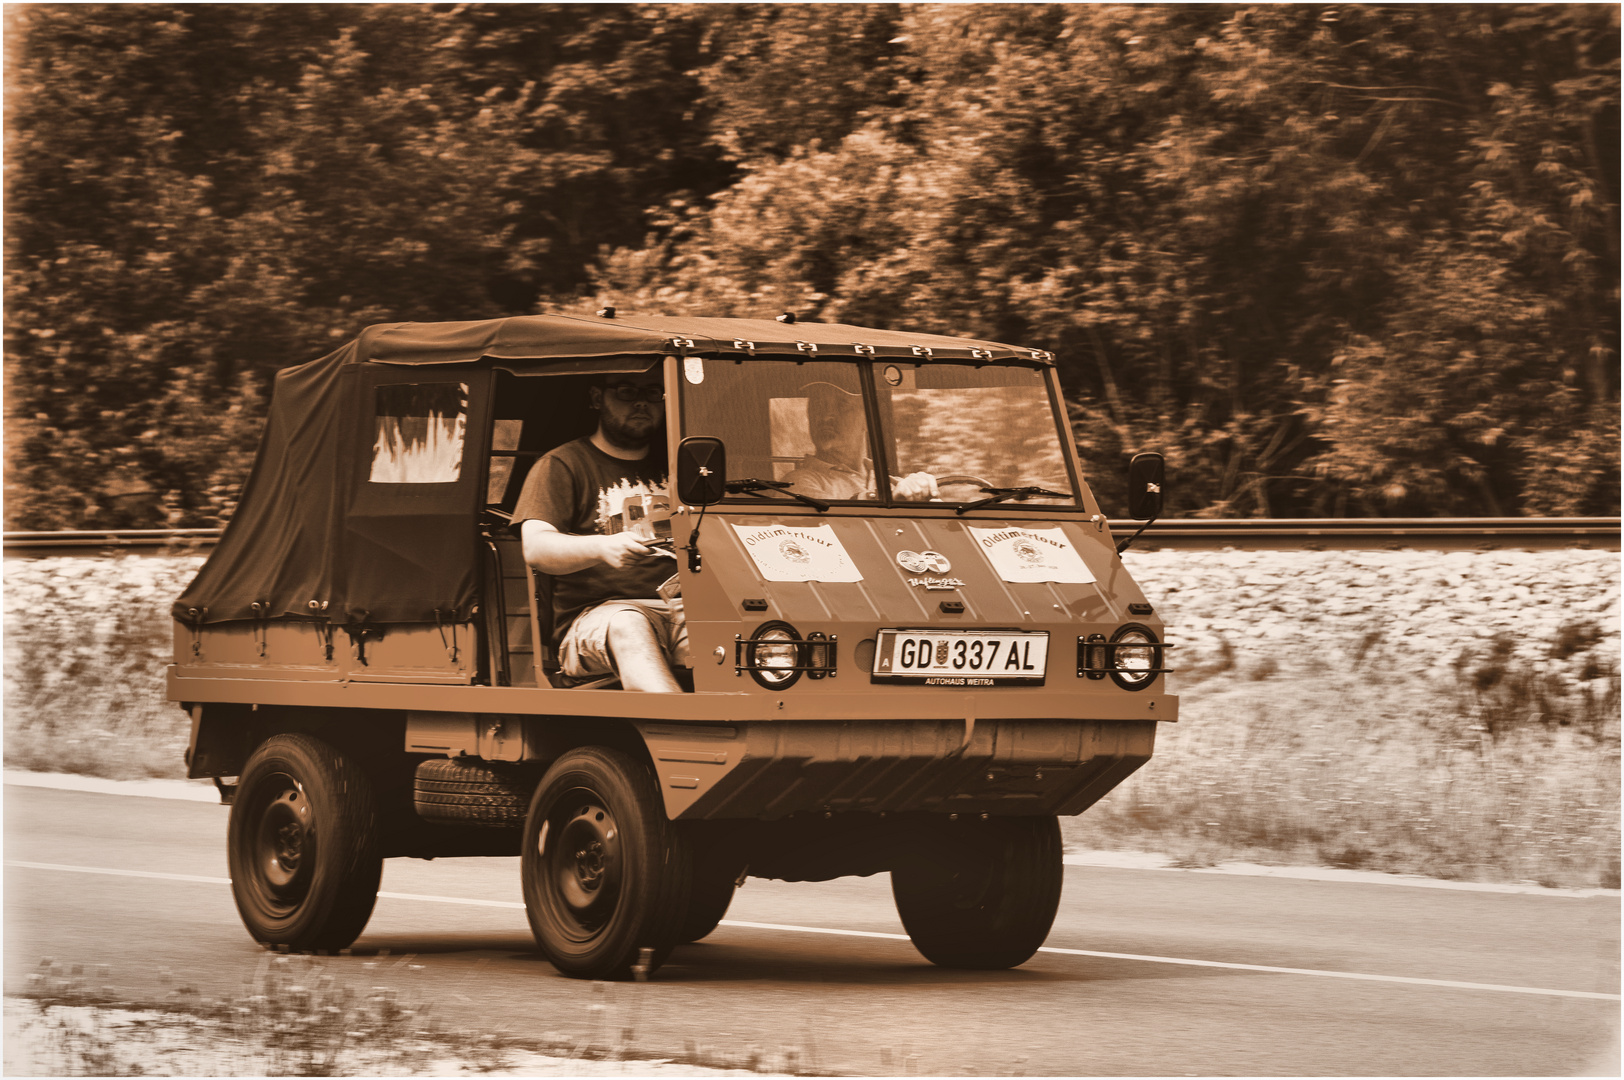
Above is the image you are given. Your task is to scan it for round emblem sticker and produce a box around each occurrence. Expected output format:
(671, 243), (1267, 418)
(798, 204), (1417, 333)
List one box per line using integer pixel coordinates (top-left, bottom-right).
(1012, 537), (1044, 565)
(778, 538), (812, 564)
(883, 365), (903, 386)
(896, 550), (952, 574)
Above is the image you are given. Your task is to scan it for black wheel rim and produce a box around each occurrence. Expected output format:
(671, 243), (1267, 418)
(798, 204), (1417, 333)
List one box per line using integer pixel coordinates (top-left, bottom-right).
(541, 792), (622, 942)
(247, 773), (314, 916)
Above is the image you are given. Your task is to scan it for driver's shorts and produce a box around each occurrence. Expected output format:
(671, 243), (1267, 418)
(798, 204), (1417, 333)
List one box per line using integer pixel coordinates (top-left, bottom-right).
(559, 598), (689, 678)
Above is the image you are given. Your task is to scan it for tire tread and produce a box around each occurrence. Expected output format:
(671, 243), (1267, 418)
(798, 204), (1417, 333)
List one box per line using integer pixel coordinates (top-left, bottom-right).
(521, 746), (690, 979)
(891, 815), (1062, 970)
(228, 733), (382, 953)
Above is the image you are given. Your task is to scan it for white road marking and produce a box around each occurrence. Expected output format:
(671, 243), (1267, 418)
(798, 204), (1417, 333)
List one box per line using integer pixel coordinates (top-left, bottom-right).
(377, 890), (525, 909)
(1, 862), (528, 908)
(722, 919), (1620, 1001)
(7, 861), (229, 885)
(9, 861), (1617, 1002)
(4, 771), (223, 803)
(1032, 945), (1623, 1001)
(721, 919), (909, 941)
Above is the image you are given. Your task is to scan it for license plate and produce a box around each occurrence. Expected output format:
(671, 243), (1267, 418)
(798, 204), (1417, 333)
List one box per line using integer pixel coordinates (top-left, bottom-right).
(871, 630), (1049, 685)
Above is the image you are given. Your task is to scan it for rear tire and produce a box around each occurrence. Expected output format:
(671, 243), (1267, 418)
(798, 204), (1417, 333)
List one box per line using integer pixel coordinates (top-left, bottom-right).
(228, 733), (383, 952)
(891, 815), (1062, 969)
(521, 747), (690, 979)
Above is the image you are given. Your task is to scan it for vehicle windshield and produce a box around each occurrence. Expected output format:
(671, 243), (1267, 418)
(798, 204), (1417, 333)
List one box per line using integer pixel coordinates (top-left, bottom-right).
(681, 358), (1078, 506)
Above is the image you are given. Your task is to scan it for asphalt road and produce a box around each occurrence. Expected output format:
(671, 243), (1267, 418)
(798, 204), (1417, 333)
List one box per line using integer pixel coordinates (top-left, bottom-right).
(4, 784), (1618, 1076)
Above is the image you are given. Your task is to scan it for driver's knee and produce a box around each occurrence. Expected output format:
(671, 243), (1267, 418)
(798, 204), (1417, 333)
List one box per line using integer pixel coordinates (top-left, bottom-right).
(604, 608), (660, 650)
(602, 610), (682, 692)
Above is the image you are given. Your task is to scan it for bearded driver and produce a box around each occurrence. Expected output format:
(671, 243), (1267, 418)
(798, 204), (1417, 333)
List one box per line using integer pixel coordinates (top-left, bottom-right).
(514, 369), (686, 692)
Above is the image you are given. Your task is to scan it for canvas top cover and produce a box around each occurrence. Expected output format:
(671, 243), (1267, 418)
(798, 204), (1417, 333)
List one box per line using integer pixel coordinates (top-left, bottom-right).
(172, 313), (1050, 628)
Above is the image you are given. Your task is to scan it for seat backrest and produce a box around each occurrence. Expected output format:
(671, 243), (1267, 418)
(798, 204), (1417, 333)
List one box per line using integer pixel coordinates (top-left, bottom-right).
(482, 533), (538, 687)
(482, 530), (598, 689)
(527, 561), (558, 681)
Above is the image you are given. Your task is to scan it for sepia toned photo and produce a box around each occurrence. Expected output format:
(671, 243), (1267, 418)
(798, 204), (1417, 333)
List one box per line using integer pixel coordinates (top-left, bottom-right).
(3, 4), (1618, 1076)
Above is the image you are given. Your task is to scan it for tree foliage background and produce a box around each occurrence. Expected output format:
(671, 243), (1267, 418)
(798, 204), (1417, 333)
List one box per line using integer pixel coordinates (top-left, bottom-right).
(5, 3), (1618, 528)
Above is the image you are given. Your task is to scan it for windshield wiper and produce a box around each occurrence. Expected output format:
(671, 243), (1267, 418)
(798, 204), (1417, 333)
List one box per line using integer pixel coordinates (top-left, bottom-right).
(954, 486), (1071, 515)
(725, 478), (831, 513)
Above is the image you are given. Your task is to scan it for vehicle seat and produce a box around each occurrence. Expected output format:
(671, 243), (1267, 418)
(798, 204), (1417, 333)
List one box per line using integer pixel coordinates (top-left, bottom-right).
(477, 520), (617, 690)
(527, 564), (620, 691)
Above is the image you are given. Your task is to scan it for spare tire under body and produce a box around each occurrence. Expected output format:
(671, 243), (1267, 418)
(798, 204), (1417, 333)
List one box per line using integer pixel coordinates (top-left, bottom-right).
(413, 757), (534, 828)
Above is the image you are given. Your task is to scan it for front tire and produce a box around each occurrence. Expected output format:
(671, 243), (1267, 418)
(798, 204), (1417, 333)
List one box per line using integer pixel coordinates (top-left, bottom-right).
(679, 831), (745, 943)
(891, 815), (1062, 969)
(521, 746), (690, 979)
(227, 733), (383, 952)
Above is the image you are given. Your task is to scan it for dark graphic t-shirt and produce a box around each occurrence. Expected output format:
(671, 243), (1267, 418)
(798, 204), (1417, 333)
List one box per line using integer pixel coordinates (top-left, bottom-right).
(512, 437), (671, 645)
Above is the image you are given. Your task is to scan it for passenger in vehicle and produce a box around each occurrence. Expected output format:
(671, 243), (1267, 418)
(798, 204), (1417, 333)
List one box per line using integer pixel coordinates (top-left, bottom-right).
(514, 369), (687, 692)
(782, 382), (939, 501)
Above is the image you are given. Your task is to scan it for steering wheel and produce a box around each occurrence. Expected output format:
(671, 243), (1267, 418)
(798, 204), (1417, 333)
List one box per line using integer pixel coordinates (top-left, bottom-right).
(479, 505), (517, 535)
(933, 474), (997, 490)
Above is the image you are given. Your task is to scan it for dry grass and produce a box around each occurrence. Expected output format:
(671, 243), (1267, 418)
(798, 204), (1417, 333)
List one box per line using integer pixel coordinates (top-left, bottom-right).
(1064, 619), (1622, 889)
(8, 954), (539, 1076)
(7, 955), (814, 1077)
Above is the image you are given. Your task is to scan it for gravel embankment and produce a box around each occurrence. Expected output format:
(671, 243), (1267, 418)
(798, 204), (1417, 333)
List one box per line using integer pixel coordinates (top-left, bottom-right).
(1128, 546), (1619, 684)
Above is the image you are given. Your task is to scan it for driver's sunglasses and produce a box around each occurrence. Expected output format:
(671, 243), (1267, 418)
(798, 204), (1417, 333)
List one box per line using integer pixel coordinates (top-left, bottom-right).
(605, 383), (664, 403)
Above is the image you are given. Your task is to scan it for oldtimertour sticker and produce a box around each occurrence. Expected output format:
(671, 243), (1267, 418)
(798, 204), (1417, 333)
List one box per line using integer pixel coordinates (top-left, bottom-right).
(967, 525), (1096, 584)
(730, 523), (864, 582)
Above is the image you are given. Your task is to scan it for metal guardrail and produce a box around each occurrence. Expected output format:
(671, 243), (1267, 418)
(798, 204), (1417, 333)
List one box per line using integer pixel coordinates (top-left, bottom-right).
(3, 528), (224, 549)
(1112, 517), (1621, 551)
(3, 518), (1618, 554)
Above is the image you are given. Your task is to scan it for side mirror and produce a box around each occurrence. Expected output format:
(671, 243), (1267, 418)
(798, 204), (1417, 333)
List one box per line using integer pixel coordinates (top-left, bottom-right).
(677, 436), (727, 506)
(1127, 452), (1165, 520)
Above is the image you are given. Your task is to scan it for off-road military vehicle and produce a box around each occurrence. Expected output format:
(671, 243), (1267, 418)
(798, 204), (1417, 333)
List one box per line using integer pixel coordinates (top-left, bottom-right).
(172, 313), (1174, 979)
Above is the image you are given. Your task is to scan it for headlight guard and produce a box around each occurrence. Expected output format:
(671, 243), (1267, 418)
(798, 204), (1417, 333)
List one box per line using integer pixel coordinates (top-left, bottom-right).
(1075, 623), (1172, 690)
(735, 621), (838, 688)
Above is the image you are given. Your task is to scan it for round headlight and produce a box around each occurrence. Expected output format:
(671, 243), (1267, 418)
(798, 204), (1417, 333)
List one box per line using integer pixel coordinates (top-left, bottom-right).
(1109, 624), (1160, 691)
(746, 621), (803, 688)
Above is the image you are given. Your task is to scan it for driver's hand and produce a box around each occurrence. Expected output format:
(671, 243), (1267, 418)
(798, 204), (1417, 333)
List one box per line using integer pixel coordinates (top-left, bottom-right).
(598, 532), (660, 569)
(892, 472), (939, 501)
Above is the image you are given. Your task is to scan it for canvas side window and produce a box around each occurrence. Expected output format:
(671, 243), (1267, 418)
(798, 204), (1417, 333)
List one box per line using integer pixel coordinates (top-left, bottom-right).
(370, 383), (469, 484)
